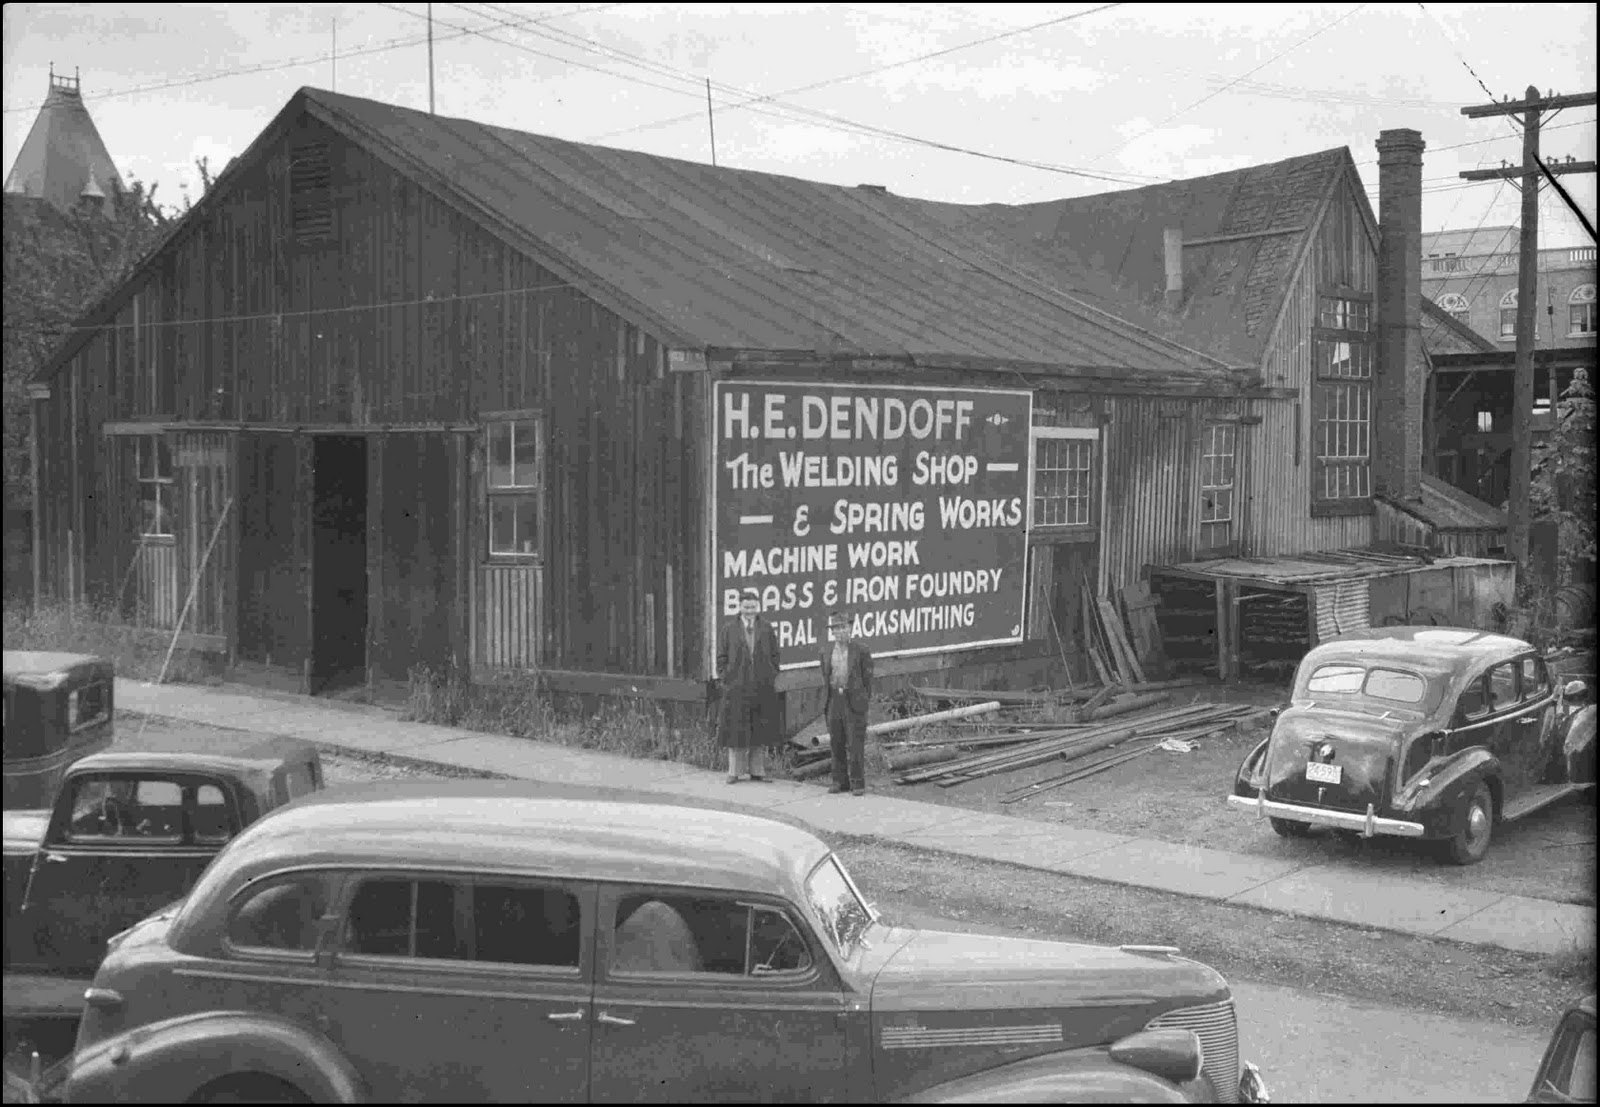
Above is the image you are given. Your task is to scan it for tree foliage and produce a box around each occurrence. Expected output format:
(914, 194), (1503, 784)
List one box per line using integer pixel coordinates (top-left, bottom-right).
(1531, 367), (1597, 574)
(3, 182), (170, 509)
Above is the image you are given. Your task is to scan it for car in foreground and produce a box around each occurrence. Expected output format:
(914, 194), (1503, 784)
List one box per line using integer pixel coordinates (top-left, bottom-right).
(4, 652), (116, 811)
(58, 781), (1269, 1104)
(1228, 627), (1597, 864)
(1528, 993), (1596, 1103)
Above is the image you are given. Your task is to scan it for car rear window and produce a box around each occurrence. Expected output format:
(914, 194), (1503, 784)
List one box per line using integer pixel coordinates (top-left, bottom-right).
(1306, 664), (1428, 705)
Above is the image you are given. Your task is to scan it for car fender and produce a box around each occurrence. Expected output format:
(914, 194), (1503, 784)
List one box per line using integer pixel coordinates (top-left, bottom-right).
(1232, 738), (1271, 797)
(64, 1009), (365, 1104)
(896, 1047), (1202, 1104)
(1559, 704), (1596, 783)
(1394, 748), (1500, 835)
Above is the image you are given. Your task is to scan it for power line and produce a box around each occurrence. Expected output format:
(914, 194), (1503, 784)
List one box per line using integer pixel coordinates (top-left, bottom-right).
(1088, 4), (1368, 166)
(1, 4), (621, 115)
(587, 3), (1124, 143)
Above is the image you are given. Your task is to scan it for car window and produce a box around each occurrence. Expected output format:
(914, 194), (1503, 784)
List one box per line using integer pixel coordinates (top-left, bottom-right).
(1459, 677), (1490, 721)
(66, 682), (110, 732)
(1544, 1020), (1597, 1101)
(66, 776), (182, 842)
(192, 784), (237, 844)
(805, 855), (875, 959)
(609, 892), (813, 977)
(1362, 668), (1427, 704)
(343, 875), (581, 968)
(229, 872), (340, 953)
(1521, 658), (1550, 701)
(1307, 664), (1365, 694)
(1486, 663), (1518, 712)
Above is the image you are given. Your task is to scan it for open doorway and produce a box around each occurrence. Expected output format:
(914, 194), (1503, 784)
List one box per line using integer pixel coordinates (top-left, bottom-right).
(311, 436), (368, 694)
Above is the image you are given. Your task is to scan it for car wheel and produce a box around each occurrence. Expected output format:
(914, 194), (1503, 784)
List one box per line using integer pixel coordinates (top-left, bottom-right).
(191, 1075), (310, 1104)
(1443, 783), (1494, 865)
(1269, 817), (1312, 838)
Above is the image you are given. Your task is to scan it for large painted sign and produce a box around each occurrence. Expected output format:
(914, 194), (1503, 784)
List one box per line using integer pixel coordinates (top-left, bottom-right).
(712, 381), (1032, 670)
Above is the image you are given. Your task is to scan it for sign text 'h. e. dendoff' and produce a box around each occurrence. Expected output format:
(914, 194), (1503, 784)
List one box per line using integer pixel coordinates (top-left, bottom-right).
(712, 381), (1032, 670)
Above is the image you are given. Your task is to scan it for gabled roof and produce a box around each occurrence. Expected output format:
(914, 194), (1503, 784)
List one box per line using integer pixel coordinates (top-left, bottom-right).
(1421, 298), (1498, 355)
(35, 87), (1249, 389)
(953, 149), (1366, 367)
(3, 73), (124, 211)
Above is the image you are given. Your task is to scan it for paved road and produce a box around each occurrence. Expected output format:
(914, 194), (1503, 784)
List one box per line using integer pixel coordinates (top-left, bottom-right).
(321, 735), (1557, 1105)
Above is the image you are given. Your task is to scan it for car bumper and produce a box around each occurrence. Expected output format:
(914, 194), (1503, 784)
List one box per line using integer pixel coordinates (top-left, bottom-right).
(1228, 791), (1426, 838)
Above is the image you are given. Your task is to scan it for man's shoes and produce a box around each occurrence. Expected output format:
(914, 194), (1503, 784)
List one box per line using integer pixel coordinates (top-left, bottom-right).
(750, 775), (768, 783)
(827, 784), (847, 794)
(851, 786), (866, 796)
(726, 775), (741, 784)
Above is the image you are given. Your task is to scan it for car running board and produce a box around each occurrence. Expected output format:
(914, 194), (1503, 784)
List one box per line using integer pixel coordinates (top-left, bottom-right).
(1500, 782), (1596, 823)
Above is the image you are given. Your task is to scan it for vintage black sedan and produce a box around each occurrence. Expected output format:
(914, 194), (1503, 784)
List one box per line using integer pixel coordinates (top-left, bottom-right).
(1229, 627), (1597, 865)
(56, 781), (1268, 1104)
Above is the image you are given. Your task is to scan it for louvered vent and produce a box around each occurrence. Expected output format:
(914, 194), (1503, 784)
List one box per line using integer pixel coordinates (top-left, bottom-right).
(289, 143), (333, 245)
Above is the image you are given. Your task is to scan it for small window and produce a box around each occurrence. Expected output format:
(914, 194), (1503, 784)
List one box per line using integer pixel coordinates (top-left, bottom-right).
(1032, 433), (1095, 527)
(137, 437), (174, 539)
(804, 856), (875, 959)
(66, 681), (110, 732)
(1459, 678), (1490, 720)
(192, 783), (236, 844)
(1499, 289), (1518, 339)
(1477, 411), (1495, 434)
(229, 872), (339, 952)
(1307, 664), (1366, 694)
(1199, 423), (1236, 551)
(487, 419), (542, 558)
(1317, 297), (1371, 332)
(1552, 1025), (1597, 1101)
(1486, 663), (1518, 711)
(1570, 284), (1597, 337)
(1435, 292), (1470, 322)
(1520, 657), (1549, 700)
(610, 892), (812, 978)
(1363, 668), (1426, 704)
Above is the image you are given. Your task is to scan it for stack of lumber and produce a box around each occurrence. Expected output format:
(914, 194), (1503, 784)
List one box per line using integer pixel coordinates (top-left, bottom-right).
(1079, 576), (1173, 688)
(890, 700), (1271, 790)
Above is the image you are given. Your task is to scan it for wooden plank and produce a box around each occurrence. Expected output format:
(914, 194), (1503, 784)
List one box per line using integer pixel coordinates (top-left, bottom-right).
(1098, 596), (1148, 684)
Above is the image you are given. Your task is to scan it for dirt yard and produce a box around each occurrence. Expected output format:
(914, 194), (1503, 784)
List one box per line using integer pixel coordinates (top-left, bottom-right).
(857, 683), (1598, 907)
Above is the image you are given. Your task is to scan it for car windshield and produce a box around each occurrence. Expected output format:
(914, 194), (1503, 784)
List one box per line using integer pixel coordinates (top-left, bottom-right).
(805, 854), (876, 958)
(1305, 663), (1429, 706)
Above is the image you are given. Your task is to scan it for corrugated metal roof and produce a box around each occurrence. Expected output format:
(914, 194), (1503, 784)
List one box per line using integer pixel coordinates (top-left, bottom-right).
(302, 89), (1244, 381)
(960, 149), (1356, 367)
(1160, 546), (1507, 585)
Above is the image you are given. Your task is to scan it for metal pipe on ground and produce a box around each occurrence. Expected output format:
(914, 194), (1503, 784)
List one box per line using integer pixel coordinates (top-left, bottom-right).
(868, 701), (1003, 737)
(1083, 692), (1171, 721)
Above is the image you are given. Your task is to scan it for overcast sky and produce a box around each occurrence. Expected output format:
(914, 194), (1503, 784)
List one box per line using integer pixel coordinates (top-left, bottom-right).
(4, 3), (1596, 247)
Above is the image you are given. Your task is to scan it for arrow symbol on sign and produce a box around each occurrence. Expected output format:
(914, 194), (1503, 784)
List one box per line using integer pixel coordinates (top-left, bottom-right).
(986, 413), (1010, 427)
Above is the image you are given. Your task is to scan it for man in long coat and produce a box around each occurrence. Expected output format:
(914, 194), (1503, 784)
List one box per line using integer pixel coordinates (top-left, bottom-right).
(820, 609), (874, 795)
(716, 591), (780, 783)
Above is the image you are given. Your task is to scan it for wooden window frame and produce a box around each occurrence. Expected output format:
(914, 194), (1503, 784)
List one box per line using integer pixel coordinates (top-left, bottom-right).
(136, 434), (176, 542)
(484, 413), (545, 562)
(1030, 426), (1098, 534)
(1198, 422), (1238, 553)
(1311, 294), (1374, 514)
(1569, 284), (1597, 337)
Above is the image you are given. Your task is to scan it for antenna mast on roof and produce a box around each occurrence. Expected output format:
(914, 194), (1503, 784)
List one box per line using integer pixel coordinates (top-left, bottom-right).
(427, 3), (436, 114)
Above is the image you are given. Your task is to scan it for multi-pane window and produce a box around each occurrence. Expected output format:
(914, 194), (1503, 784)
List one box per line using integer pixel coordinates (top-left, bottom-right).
(1499, 290), (1518, 339)
(1199, 423), (1236, 551)
(1570, 284), (1597, 337)
(1313, 294), (1374, 506)
(487, 418), (542, 558)
(137, 436), (173, 538)
(1031, 431), (1095, 528)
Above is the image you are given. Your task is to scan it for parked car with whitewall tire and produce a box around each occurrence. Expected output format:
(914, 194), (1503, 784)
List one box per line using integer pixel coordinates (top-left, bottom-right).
(1229, 627), (1597, 865)
(57, 781), (1269, 1104)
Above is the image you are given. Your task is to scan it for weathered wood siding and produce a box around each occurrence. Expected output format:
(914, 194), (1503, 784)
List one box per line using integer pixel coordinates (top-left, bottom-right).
(33, 111), (707, 680)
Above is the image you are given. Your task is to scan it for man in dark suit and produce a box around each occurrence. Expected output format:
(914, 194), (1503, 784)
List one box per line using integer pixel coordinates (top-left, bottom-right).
(820, 609), (874, 795)
(716, 590), (781, 783)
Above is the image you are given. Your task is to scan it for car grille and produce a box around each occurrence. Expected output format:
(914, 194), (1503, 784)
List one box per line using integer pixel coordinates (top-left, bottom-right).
(1146, 999), (1240, 1103)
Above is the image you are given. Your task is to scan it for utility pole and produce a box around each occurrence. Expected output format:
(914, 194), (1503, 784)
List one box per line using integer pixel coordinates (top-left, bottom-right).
(1459, 87), (1597, 573)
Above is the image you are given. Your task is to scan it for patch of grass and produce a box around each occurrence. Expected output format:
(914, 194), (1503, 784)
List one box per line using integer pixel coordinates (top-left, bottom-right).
(1, 599), (213, 684)
(401, 665), (725, 771)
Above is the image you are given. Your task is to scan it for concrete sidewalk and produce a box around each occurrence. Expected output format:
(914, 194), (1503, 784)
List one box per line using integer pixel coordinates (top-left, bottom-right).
(115, 679), (1596, 958)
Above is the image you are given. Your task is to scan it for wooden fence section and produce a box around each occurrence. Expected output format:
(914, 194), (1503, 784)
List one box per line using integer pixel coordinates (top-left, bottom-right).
(478, 562), (543, 671)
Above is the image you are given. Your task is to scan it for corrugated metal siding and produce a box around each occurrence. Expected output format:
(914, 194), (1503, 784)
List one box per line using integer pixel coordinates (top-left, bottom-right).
(1100, 394), (1244, 594)
(1314, 579), (1371, 641)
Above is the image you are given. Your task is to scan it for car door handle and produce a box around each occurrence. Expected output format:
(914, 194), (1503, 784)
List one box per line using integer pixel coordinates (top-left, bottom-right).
(1520, 717), (1539, 726)
(44, 852), (69, 863)
(546, 1010), (586, 1023)
(597, 1011), (636, 1027)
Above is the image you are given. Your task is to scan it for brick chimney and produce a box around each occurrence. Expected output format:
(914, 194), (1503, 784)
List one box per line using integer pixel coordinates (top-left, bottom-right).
(1374, 129), (1425, 502)
(1163, 227), (1184, 311)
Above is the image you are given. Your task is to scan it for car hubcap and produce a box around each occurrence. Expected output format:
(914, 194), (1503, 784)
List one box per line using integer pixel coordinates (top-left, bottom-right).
(1467, 803), (1489, 847)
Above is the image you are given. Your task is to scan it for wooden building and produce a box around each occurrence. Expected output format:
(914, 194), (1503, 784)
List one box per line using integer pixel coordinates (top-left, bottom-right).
(27, 90), (1503, 712)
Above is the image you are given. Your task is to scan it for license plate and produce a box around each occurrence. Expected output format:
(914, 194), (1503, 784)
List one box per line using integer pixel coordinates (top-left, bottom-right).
(1305, 761), (1342, 785)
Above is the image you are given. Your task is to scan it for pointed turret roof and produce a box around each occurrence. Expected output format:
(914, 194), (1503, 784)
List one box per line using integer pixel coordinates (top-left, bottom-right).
(4, 69), (124, 211)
